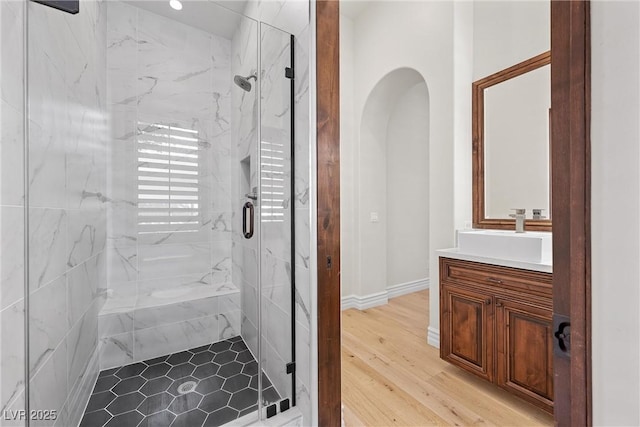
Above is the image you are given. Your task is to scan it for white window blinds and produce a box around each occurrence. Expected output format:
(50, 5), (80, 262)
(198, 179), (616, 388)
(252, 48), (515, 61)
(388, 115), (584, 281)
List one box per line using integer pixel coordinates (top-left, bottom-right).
(137, 122), (201, 235)
(260, 140), (286, 223)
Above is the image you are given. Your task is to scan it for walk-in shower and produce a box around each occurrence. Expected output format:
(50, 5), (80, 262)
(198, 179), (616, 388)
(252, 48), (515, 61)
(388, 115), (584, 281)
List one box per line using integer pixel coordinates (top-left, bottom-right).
(13, 1), (297, 426)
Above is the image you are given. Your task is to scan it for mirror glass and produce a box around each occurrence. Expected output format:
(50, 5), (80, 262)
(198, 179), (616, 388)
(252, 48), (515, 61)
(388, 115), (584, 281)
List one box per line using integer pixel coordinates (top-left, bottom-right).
(484, 64), (550, 219)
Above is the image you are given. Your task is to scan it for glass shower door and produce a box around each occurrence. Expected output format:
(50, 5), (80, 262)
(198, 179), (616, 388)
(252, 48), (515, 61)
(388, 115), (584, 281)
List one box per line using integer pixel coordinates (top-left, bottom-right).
(259, 23), (295, 414)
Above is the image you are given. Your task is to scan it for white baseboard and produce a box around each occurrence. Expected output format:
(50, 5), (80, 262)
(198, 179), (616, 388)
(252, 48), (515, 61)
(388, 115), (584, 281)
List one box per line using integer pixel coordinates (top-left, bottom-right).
(341, 291), (388, 311)
(342, 278), (429, 311)
(427, 325), (440, 349)
(387, 278), (430, 299)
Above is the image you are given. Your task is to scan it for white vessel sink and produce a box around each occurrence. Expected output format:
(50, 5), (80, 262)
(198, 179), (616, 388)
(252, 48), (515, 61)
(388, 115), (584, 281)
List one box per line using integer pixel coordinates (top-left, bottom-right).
(457, 230), (552, 264)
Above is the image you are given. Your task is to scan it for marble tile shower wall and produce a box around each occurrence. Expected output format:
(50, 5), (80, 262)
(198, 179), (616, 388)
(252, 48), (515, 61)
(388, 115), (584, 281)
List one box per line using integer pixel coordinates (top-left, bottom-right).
(1, 1), (26, 425)
(0, 1), (310, 426)
(8, 0), (109, 426)
(231, 14), (260, 369)
(102, 2), (240, 369)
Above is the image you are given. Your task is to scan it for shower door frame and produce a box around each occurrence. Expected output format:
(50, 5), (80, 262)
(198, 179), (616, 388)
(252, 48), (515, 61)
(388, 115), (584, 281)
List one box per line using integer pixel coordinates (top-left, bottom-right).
(257, 22), (298, 413)
(314, 1), (592, 426)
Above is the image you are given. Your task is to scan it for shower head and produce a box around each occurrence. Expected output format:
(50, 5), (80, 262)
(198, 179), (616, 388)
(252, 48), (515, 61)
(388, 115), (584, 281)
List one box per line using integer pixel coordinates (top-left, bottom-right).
(234, 74), (257, 92)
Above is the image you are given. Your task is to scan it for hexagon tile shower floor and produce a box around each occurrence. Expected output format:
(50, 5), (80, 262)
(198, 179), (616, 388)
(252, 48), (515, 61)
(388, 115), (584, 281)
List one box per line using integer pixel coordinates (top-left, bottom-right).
(79, 336), (280, 427)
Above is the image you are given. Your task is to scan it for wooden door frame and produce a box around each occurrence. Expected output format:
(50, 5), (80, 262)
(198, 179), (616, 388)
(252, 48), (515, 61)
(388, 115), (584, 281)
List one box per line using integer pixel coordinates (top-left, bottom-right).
(315, 0), (591, 425)
(316, 1), (342, 426)
(550, 1), (591, 425)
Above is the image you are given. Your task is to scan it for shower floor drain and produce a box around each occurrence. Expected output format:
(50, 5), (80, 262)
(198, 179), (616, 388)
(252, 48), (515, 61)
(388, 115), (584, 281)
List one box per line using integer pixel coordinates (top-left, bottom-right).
(176, 380), (198, 395)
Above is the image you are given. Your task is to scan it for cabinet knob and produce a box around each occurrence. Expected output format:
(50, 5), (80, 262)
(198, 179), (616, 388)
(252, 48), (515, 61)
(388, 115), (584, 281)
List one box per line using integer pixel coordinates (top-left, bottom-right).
(487, 277), (503, 285)
(485, 298), (491, 305)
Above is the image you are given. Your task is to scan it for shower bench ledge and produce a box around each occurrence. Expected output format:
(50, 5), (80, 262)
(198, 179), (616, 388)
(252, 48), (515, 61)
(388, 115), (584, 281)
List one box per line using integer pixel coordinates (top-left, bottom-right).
(98, 283), (242, 369)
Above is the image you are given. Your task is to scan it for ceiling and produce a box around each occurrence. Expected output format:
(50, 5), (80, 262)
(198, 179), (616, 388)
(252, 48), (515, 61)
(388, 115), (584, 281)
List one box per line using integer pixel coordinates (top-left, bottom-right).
(125, 0), (250, 39)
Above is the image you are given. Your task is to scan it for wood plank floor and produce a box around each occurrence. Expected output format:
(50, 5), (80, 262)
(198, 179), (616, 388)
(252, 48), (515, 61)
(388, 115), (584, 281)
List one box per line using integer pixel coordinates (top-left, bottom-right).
(341, 290), (554, 426)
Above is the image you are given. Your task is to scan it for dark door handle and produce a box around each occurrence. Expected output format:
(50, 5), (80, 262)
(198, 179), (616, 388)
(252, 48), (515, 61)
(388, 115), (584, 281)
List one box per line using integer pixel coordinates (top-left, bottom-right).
(243, 201), (254, 239)
(554, 317), (571, 356)
(555, 322), (571, 352)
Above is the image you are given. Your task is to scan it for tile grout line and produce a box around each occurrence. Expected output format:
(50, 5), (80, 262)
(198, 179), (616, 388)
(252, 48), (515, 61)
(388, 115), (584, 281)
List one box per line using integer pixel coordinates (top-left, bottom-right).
(81, 336), (277, 426)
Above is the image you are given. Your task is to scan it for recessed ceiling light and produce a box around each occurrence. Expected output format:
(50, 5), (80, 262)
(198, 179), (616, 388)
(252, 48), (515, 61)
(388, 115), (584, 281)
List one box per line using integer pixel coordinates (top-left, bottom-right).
(169, 0), (182, 11)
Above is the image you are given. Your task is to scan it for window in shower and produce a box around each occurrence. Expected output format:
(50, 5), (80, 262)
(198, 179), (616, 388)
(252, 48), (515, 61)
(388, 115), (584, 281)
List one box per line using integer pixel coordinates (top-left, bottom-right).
(137, 122), (202, 237)
(260, 140), (286, 223)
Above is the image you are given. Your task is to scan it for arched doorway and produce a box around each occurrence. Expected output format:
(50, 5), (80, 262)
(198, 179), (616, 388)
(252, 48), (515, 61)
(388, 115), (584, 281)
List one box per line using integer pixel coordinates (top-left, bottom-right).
(342, 67), (430, 305)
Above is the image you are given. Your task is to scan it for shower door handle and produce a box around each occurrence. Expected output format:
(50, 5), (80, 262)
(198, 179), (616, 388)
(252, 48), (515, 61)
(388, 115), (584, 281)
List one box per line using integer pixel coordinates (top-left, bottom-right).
(243, 201), (254, 239)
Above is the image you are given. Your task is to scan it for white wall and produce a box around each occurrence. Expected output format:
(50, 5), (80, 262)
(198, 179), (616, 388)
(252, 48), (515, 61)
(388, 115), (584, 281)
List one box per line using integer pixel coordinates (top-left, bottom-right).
(386, 82), (430, 286)
(356, 71), (391, 297)
(472, 1), (550, 81)
(340, 1), (455, 304)
(591, 1), (640, 425)
(453, 1), (474, 235)
(356, 69), (429, 298)
(339, 14), (357, 297)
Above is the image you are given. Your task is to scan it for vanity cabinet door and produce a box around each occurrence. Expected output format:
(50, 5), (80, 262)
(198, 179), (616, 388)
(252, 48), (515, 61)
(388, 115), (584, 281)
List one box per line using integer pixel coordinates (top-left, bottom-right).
(441, 284), (494, 382)
(495, 298), (554, 412)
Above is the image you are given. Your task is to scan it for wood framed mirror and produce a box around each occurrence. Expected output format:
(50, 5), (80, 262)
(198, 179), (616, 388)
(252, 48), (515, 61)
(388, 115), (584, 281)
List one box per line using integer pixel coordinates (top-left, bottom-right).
(472, 51), (552, 232)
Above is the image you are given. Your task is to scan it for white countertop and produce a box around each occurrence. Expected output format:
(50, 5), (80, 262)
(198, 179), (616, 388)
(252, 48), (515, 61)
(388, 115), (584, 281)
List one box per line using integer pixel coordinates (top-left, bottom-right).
(436, 248), (553, 273)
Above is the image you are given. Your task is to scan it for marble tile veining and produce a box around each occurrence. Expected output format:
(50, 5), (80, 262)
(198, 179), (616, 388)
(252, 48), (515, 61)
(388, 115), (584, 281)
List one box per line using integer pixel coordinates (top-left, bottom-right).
(0, 206), (25, 311)
(1, 1), (26, 423)
(29, 275), (67, 373)
(99, 332), (134, 370)
(0, 100), (25, 207)
(67, 303), (100, 399)
(28, 208), (67, 292)
(29, 340), (68, 426)
(25, 1), (109, 426)
(67, 256), (102, 327)
(0, 299), (25, 415)
(0, 1), (25, 110)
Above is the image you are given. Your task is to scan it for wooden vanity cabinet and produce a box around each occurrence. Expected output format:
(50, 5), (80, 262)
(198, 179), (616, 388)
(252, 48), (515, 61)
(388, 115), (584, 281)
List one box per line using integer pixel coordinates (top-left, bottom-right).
(440, 257), (553, 413)
(440, 284), (494, 382)
(495, 297), (554, 409)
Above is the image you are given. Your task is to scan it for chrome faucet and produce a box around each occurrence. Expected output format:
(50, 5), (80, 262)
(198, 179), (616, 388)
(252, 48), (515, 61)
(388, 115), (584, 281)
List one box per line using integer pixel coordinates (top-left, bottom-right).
(510, 208), (526, 233)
